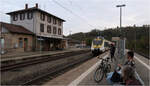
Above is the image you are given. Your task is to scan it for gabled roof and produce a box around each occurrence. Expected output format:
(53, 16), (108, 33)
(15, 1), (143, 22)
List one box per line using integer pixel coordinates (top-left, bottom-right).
(6, 7), (65, 22)
(0, 22), (34, 35)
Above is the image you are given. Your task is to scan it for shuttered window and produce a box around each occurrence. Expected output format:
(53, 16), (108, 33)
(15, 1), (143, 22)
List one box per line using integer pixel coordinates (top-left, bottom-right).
(47, 25), (51, 33)
(40, 24), (44, 32)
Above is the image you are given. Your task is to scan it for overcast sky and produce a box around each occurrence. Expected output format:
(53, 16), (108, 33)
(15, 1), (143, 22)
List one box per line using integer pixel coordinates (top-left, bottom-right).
(0, 0), (149, 35)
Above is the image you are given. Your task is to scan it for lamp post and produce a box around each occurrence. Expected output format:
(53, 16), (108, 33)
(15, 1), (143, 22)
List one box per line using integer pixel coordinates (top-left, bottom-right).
(116, 4), (126, 29)
(69, 30), (72, 36)
(116, 4), (126, 38)
(116, 4), (126, 66)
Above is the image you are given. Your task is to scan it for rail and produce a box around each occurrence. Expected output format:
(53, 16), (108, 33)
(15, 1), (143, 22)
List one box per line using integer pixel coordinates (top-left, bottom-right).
(1, 50), (90, 72)
(22, 53), (93, 85)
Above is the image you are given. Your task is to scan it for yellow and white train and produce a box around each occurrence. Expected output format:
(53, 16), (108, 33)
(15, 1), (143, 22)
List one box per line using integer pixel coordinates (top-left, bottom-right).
(91, 36), (111, 55)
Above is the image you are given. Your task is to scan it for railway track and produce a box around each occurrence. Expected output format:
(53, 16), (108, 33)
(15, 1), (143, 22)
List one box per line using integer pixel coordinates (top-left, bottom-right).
(136, 51), (149, 59)
(22, 51), (108, 85)
(1, 49), (95, 85)
(127, 49), (149, 59)
(22, 53), (93, 85)
(1, 50), (108, 85)
(1, 49), (90, 72)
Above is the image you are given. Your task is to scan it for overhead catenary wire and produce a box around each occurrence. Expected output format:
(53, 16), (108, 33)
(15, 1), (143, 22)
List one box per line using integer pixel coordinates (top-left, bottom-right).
(52, 0), (96, 29)
(67, 0), (73, 6)
(65, 0), (104, 30)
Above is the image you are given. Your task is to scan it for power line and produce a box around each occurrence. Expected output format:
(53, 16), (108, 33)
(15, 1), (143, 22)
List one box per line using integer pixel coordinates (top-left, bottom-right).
(52, 0), (96, 29)
(66, 0), (104, 29)
(67, 0), (73, 6)
(67, 0), (85, 15)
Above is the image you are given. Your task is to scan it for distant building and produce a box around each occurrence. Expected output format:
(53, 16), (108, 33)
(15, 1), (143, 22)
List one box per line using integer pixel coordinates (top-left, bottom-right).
(6, 3), (65, 51)
(81, 40), (86, 47)
(61, 37), (69, 49)
(0, 22), (34, 54)
(68, 39), (81, 48)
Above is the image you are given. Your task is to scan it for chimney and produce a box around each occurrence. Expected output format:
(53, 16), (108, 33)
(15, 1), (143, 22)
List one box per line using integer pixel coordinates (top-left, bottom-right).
(25, 4), (28, 9)
(35, 3), (38, 8)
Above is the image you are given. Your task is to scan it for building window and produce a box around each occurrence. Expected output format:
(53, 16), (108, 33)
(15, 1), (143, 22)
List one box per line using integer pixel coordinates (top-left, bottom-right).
(53, 27), (57, 34)
(40, 23), (44, 32)
(53, 18), (57, 24)
(19, 38), (23, 48)
(13, 14), (18, 21)
(47, 16), (51, 23)
(40, 13), (45, 21)
(47, 25), (51, 33)
(58, 28), (61, 35)
(0, 37), (4, 49)
(27, 12), (33, 19)
(58, 20), (62, 26)
(20, 13), (25, 20)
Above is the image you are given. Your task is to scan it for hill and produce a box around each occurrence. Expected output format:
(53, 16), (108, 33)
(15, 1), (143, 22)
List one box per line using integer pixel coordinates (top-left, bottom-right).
(67, 25), (149, 57)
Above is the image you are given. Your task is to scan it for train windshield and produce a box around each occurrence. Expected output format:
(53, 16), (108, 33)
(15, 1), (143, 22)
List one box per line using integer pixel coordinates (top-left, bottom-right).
(93, 40), (103, 45)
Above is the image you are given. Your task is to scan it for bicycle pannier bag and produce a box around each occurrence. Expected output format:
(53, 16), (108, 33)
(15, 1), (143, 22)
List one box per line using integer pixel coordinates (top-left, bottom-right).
(110, 70), (122, 82)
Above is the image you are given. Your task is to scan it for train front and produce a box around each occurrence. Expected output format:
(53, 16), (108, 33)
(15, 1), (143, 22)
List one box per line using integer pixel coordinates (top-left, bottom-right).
(91, 38), (103, 55)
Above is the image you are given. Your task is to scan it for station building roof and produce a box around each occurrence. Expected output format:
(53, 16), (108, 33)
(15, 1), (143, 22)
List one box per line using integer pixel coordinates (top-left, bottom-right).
(0, 22), (34, 35)
(6, 4), (65, 22)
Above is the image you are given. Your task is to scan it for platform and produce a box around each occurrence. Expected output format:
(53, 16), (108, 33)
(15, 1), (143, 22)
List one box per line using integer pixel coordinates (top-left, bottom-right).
(43, 52), (150, 86)
(0, 48), (87, 62)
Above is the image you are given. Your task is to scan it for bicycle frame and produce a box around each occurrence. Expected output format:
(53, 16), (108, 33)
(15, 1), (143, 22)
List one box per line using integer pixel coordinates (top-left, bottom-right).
(94, 57), (111, 83)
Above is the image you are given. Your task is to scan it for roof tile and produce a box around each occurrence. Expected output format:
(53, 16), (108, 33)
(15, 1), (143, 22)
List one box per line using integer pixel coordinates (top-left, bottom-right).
(0, 22), (34, 35)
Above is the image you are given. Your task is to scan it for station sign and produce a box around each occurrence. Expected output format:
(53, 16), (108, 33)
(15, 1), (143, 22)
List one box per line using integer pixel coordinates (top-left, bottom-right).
(112, 37), (120, 41)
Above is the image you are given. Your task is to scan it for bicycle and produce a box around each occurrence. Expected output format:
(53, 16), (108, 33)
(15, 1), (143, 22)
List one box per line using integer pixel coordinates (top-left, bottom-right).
(94, 56), (111, 83)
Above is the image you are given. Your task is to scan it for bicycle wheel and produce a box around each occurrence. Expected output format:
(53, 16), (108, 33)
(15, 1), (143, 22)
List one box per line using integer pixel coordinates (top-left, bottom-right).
(107, 64), (111, 73)
(94, 67), (104, 83)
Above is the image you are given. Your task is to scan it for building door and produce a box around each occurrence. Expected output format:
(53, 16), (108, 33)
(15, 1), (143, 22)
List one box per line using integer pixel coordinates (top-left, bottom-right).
(42, 38), (51, 51)
(24, 38), (28, 51)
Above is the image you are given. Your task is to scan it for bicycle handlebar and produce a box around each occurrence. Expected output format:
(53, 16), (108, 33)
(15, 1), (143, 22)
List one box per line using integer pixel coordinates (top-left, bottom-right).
(97, 56), (110, 63)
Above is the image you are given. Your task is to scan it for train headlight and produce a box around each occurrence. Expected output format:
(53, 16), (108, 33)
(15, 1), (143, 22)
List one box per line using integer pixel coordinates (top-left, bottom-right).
(98, 45), (101, 48)
(93, 45), (97, 48)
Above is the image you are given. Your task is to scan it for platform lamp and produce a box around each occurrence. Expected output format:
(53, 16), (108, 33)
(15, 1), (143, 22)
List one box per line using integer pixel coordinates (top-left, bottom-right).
(116, 4), (126, 67)
(116, 4), (126, 37)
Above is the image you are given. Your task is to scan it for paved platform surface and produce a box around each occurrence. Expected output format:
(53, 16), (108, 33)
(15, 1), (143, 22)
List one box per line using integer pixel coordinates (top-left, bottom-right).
(1, 48), (87, 62)
(43, 51), (150, 86)
(42, 52), (109, 86)
(77, 53), (150, 86)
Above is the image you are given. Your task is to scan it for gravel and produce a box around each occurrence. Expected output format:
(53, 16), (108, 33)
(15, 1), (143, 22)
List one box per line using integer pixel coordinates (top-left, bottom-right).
(1, 52), (91, 85)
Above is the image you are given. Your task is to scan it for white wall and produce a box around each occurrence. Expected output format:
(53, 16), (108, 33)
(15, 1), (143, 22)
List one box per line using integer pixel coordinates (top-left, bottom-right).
(10, 11), (64, 39)
(35, 12), (63, 39)
(11, 12), (34, 33)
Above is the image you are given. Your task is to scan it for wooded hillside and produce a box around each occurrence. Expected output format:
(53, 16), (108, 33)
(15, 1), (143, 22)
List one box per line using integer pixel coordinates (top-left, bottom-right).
(67, 25), (149, 57)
